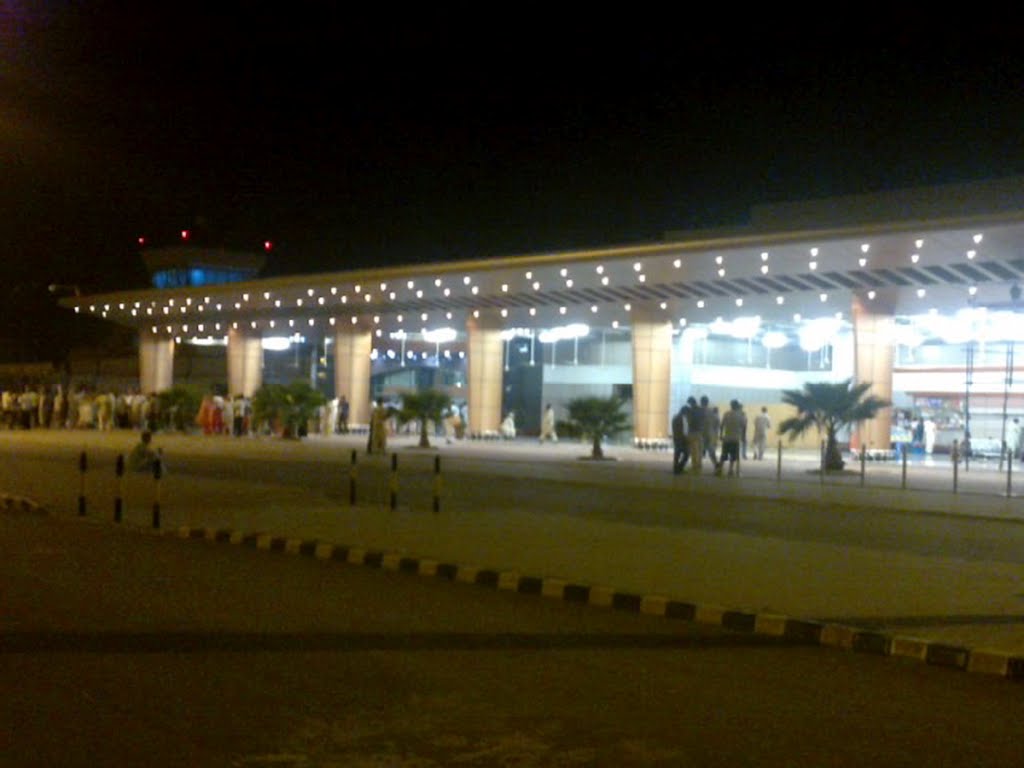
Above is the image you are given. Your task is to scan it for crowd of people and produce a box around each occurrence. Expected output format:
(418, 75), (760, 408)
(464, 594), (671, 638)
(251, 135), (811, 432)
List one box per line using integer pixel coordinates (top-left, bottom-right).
(671, 396), (771, 477)
(1, 384), (160, 432)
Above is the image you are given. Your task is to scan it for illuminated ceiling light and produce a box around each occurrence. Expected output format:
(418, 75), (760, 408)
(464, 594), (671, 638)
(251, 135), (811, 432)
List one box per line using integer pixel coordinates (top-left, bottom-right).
(501, 283), (508, 292)
(373, 315), (380, 323)
(968, 285), (978, 296)
(867, 290), (876, 300)
(354, 285), (361, 292)
(678, 318), (687, 326)
(612, 320), (619, 329)
(776, 296), (785, 305)
(263, 292), (270, 300)
(463, 275), (471, 285)
(859, 257), (868, 267)
(329, 318), (336, 326)
(420, 312), (428, 321)
(559, 306), (567, 315)
(714, 255), (723, 265)
(717, 268), (725, 277)
(601, 276), (609, 286)
(861, 243), (870, 253)
(761, 252), (769, 261)
(760, 265), (769, 274)
(624, 303), (631, 312)
(269, 320), (275, 328)
(560, 268), (568, 277)
(380, 282), (388, 291)
(288, 319), (295, 327)
(407, 280), (415, 289)
(532, 281), (540, 290)
(529, 307), (536, 316)
(673, 258), (682, 268)
(596, 265), (604, 274)
(416, 290), (423, 298)
(330, 287), (338, 295)
(638, 274), (646, 283)
(389, 292), (397, 300)
(916, 288), (926, 298)
(350, 316), (358, 324)
(434, 278), (442, 287)
(967, 250), (977, 259)
(443, 288), (451, 297)
(735, 298), (743, 307)
(445, 312), (453, 320)
(296, 298), (304, 307)
(525, 271), (532, 279)
(274, 299), (281, 307)
(473, 310), (480, 318)
(910, 253), (920, 263)
(364, 293), (372, 301)
(306, 288), (314, 297)
(340, 296), (347, 304)
(819, 293), (828, 302)
(697, 300), (705, 309)
(397, 314), (404, 322)
(915, 239), (924, 248)
(318, 297), (325, 305)
(471, 286), (479, 295)
(566, 279), (574, 288)
(500, 308), (508, 317)
(591, 305), (598, 313)
(973, 233), (983, 244)
(180, 306), (187, 314)
(810, 247), (819, 256)
(659, 301), (667, 310)
(633, 262), (642, 272)
(809, 261), (818, 270)
(234, 302), (242, 310)
(793, 313), (802, 322)
(168, 298), (175, 306)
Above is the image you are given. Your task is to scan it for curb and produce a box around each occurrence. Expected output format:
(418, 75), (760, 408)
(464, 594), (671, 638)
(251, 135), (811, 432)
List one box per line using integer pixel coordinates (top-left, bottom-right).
(157, 523), (1024, 682)
(0, 493), (47, 515)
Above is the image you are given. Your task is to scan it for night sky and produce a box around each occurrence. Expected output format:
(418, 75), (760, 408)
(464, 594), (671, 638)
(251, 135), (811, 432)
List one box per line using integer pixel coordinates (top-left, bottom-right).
(3, 6), (1024, 359)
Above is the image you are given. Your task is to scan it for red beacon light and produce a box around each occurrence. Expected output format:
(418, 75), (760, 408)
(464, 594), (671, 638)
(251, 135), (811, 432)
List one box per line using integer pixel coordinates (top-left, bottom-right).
(137, 236), (146, 246)
(264, 240), (273, 252)
(181, 229), (190, 241)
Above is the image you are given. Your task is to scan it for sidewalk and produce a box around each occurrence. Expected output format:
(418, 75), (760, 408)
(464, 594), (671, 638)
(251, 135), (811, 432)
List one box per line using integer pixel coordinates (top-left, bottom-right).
(3, 430), (1024, 678)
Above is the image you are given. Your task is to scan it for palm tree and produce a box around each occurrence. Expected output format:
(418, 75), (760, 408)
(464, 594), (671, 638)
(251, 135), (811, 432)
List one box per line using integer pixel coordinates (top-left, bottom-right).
(397, 389), (452, 448)
(251, 380), (325, 438)
(566, 396), (631, 459)
(778, 378), (890, 471)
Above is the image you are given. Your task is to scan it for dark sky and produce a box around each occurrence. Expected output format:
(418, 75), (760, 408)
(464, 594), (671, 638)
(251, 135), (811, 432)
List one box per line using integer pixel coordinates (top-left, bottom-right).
(3, 5), (1024, 357)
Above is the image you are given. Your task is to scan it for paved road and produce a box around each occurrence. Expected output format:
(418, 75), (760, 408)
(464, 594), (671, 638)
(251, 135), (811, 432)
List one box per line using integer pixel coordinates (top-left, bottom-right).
(4, 510), (1024, 767)
(2, 430), (1024, 658)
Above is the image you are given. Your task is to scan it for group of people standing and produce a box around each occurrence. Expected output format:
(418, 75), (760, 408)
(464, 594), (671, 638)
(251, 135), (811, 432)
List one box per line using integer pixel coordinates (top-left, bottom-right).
(671, 396), (772, 476)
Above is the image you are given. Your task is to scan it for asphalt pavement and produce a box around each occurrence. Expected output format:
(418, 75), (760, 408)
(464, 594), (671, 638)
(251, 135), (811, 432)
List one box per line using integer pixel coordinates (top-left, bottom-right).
(2, 428), (1024, 681)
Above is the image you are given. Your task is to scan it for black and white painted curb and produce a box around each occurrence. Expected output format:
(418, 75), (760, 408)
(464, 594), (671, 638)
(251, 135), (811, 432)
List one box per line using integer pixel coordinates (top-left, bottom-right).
(160, 524), (1024, 681)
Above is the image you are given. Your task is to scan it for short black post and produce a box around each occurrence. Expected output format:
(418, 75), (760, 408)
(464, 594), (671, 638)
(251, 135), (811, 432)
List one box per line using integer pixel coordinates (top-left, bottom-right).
(78, 451), (87, 516)
(349, 449), (357, 505)
(859, 443), (867, 487)
(389, 452), (398, 510)
(114, 454), (124, 523)
(432, 454), (442, 514)
(1007, 445), (1014, 497)
(901, 445), (908, 490)
(776, 439), (782, 482)
(152, 456), (162, 529)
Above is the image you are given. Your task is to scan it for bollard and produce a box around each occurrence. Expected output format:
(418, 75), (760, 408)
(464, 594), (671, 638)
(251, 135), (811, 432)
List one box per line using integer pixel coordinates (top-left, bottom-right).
(152, 455), (162, 529)
(901, 445), (908, 490)
(776, 439), (782, 482)
(432, 454), (442, 514)
(349, 449), (357, 506)
(389, 452), (398, 510)
(952, 439), (959, 494)
(78, 451), (87, 516)
(859, 444), (867, 487)
(114, 454), (125, 523)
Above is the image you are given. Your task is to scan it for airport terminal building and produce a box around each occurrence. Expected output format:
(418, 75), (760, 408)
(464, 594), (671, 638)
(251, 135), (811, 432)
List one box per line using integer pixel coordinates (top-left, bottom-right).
(62, 177), (1024, 452)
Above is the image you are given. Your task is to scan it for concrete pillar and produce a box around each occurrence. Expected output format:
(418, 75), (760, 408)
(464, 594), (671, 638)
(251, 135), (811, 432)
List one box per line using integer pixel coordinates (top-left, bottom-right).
(466, 311), (504, 437)
(334, 325), (372, 428)
(852, 291), (895, 451)
(227, 328), (263, 398)
(138, 330), (175, 394)
(631, 304), (673, 443)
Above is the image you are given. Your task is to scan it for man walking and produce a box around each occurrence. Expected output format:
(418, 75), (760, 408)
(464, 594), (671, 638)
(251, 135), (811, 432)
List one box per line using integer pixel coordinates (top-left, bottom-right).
(753, 406), (771, 460)
(719, 399), (745, 477)
(671, 403), (690, 474)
